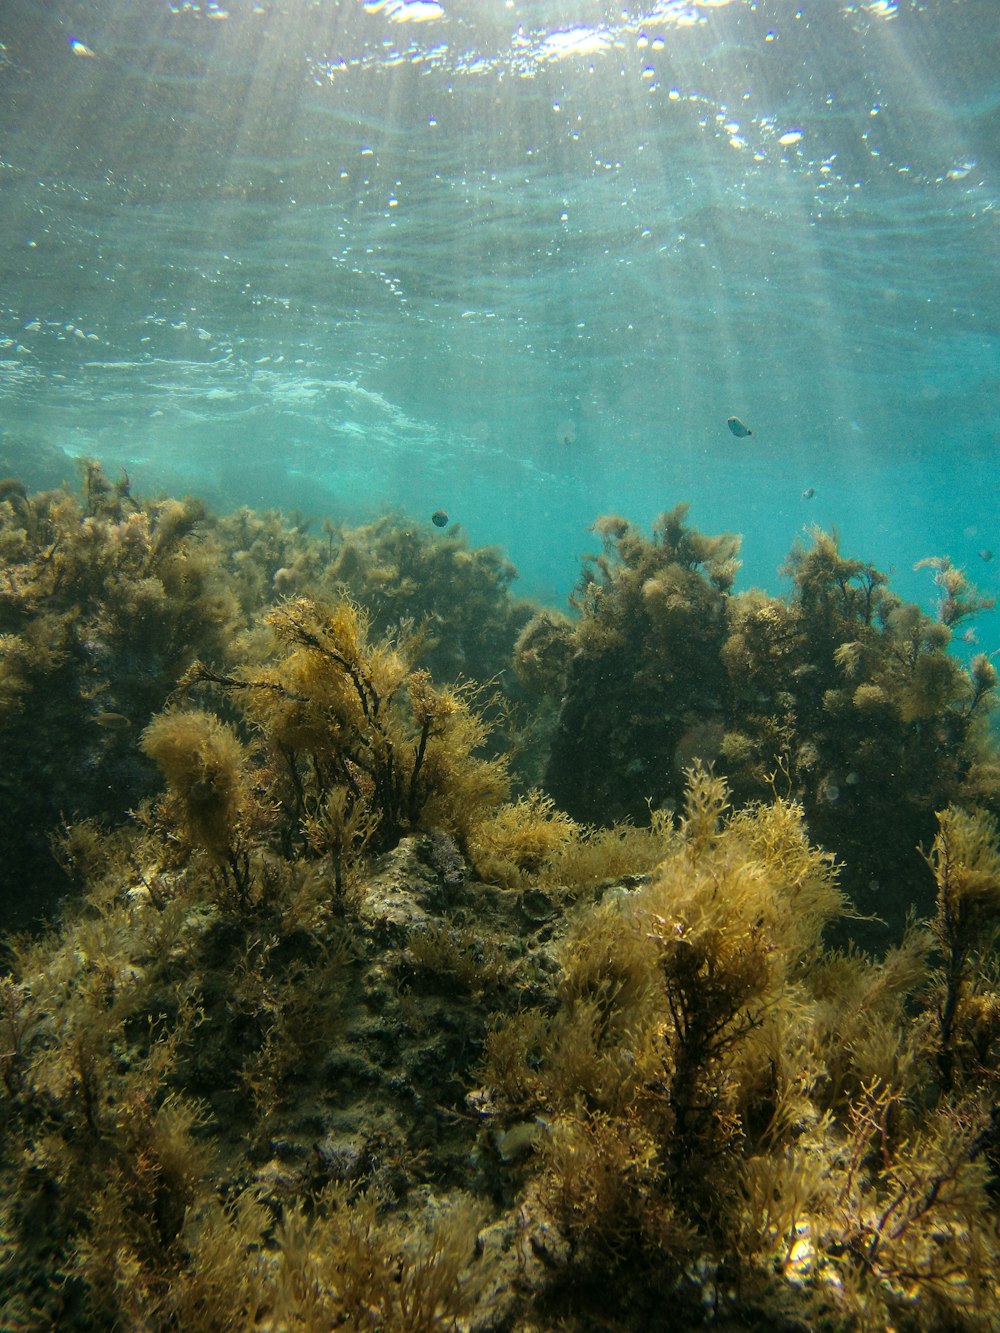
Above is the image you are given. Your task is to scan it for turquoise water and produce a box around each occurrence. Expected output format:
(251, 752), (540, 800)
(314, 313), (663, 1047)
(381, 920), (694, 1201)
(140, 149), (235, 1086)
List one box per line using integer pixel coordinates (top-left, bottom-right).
(1, 0), (997, 610)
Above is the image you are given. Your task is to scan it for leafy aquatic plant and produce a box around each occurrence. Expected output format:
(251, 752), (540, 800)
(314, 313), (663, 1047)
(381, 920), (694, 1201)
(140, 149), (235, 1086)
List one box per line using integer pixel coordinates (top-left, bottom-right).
(213, 505), (535, 688)
(148, 595), (512, 905)
(482, 767), (1000, 1330)
(539, 504), (739, 824)
(5, 472), (1000, 1332)
(536, 509), (1000, 938)
(0, 473), (537, 930)
(0, 465), (240, 928)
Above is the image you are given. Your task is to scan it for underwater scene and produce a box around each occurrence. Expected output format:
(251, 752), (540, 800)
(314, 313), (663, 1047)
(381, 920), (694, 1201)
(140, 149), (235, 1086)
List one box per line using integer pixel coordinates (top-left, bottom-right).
(2, 0), (1000, 1329)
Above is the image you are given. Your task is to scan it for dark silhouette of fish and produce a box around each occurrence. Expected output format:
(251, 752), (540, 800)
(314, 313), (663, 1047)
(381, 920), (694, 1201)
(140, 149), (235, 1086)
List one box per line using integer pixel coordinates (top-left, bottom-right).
(727, 415), (753, 438)
(431, 509), (449, 528)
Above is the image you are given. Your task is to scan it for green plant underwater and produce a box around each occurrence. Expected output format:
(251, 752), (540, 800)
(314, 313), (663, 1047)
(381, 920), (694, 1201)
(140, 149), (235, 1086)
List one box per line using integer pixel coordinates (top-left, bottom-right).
(521, 505), (1000, 940)
(2, 472), (1000, 1330)
(483, 768), (1000, 1330)
(147, 594), (513, 903)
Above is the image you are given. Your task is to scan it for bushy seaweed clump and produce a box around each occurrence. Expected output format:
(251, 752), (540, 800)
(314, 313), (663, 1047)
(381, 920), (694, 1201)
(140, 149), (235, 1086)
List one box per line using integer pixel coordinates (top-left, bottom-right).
(0, 569), (579, 1329)
(529, 505), (740, 825)
(522, 506), (999, 936)
(0, 475), (537, 931)
(4, 759), (1000, 1330)
(0, 464), (240, 926)
(482, 767), (1000, 1330)
(144, 595), (514, 905)
(0, 855), (489, 1333)
(729, 531), (999, 932)
(0, 592), (526, 1329)
(213, 506), (535, 688)
(207, 505), (543, 789)
(5, 468), (1000, 1330)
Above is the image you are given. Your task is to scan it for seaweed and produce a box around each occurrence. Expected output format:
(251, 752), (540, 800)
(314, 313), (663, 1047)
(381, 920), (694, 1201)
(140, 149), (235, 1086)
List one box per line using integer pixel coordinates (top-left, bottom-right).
(145, 595), (512, 907)
(214, 505), (534, 689)
(0, 477), (537, 931)
(924, 805), (1000, 1094)
(2, 719), (1000, 1333)
(538, 510), (1000, 940)
(541, 504), (739, 824)
(0, 466), (240, 928)
(3, 473), (1000, 1331)
(481, 768), (1000, 1330)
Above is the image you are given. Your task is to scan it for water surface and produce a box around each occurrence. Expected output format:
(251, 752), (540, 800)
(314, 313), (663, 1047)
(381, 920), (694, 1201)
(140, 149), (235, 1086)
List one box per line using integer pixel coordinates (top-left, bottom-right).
(1, 0), (997, 609)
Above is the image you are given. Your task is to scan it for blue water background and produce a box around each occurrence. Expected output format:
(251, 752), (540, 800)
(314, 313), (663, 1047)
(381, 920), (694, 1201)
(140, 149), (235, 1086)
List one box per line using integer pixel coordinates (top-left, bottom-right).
(0, 0), (997, 623)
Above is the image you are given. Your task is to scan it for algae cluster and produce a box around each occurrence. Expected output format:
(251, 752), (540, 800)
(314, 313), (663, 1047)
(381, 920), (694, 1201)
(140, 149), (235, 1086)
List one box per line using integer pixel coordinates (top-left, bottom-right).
(0, 467), (531, 929)
(2, 473), (1000, 1331)
(0, 467), (239, 925)
(519, 504), (1000, 940)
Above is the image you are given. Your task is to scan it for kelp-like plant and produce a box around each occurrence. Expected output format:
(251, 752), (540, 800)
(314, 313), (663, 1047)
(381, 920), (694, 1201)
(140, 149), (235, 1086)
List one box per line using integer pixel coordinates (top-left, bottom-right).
(924, 805), (1000, 1095)
(212, 505), (535, 688)
(528, 509), (1000, 936)
(482, 768), (1000, 1330)
(536, 504), (740, 824)
(0, 885), (488, 1331)
(0, 595), (517, 1330)
(149, 596), (511, 904)
(0, 469), (545, 931)
(485, 767), (845, 1248)
(319, 510), (534, 686)
(736, 530), (1000, 933)
(140, 708), (261, 907)
(0, 465), (240, 928)
(5, 759), (1000, 1328)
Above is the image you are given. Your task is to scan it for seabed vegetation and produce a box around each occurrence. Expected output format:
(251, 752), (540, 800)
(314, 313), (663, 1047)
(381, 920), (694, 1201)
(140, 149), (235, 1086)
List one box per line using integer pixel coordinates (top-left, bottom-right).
(2, 465), (1000, 1330)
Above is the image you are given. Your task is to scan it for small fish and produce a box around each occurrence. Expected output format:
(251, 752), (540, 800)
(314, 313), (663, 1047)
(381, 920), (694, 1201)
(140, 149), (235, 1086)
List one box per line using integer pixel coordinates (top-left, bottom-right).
(978, 548), (993, 563)
(431, 509), (449, 528)
(493, 1120), (542, 1163)
(68, 35), (97, 57)
(93, 711), (132, 732)
(802, 486), (816, 500)
(727, 415), (753, 438)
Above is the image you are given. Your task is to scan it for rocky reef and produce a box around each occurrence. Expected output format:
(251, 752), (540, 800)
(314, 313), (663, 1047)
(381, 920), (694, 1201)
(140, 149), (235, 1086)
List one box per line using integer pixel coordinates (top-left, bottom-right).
(2, 473), (1000, 1330)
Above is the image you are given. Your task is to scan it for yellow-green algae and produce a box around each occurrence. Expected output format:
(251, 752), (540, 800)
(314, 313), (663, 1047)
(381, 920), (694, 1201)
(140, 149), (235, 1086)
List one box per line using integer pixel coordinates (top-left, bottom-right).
(523, 504), (1000, 942)
(2, 473), (1000, 1330)
(0, 465), (533, 928)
